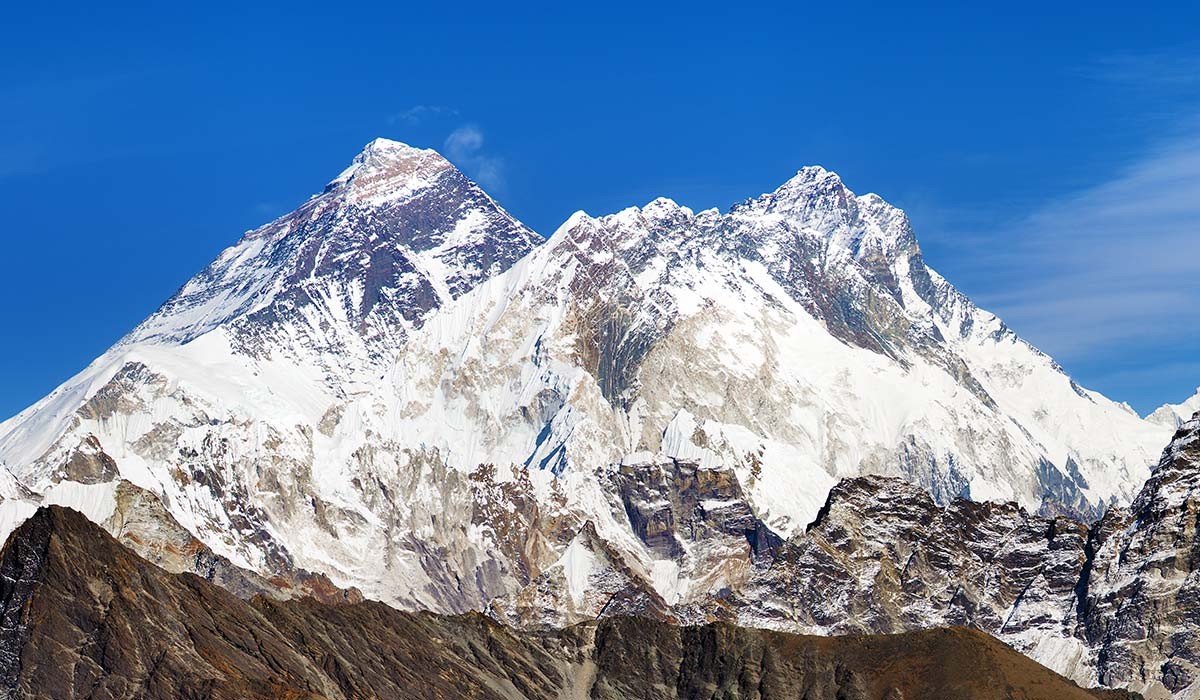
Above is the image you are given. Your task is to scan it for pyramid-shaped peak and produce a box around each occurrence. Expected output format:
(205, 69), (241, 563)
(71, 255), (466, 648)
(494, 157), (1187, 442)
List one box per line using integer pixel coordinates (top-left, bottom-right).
(727, 165), (851, 216)
(790, 164), (837, 182)
(120, 134), (539, 349)
(358, 137), (442, 161)
(774, 165), (849, 196)
(325, 137), (456, 203)
(724, 165), (851, 220)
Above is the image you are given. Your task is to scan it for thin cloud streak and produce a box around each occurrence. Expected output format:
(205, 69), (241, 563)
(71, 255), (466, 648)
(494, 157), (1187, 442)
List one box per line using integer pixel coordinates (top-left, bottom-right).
(1081, 50), (1200, 89)
(959, 129), (1200, 404)
(387, 105), (458, 125)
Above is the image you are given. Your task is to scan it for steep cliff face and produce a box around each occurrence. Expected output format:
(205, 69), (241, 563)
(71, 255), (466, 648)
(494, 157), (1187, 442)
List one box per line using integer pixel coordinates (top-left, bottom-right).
(0, 506), (1126, 700)
(476, 464), (1099, 677)
(1080, 414), (1200, 698)
(738, 476), (1091, 656)
(476, 415), (1200, 698)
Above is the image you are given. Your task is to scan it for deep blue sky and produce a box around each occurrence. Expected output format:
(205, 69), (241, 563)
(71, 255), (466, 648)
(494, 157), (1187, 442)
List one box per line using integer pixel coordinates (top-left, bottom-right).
(2, 2), (1198, 418)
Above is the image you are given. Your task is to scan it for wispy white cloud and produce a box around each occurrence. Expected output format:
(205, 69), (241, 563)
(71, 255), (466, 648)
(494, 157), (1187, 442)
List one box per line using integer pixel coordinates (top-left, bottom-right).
(444, 125), (505, 191)
(1081, 49), (1200, 89)
(444, 125), (484, 155)
(1086, 360), (1200, 397)
(926, 45), (1200, 406)
(966, 130), (1200, 367)
(387, 105), (458, 126)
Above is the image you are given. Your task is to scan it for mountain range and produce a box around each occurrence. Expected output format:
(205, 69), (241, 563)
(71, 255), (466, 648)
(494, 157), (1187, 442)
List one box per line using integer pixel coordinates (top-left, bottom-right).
(0, 138), (1195, 697)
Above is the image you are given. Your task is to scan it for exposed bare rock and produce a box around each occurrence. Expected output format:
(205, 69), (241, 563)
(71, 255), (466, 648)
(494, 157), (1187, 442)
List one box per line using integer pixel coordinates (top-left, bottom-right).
(0, 506), (340, 700)
(103, 480), (361, 604)
(0, 506), (1126, 700)
(588, 619), (1138, 700)
(1079, 414), (1200, 698)
(59, 435), (118, 484)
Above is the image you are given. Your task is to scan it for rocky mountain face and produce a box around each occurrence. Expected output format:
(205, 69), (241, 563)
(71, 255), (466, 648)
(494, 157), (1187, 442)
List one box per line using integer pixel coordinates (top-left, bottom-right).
(0, 506), (1131, 700)
(458, 413), (1200, 699)
(1080, 413), (1200, 697)
(0, 139), (1187, 694)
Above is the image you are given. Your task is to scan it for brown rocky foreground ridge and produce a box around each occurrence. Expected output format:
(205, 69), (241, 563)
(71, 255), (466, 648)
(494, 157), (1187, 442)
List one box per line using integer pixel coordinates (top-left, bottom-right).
(0, 506), (1136, 699)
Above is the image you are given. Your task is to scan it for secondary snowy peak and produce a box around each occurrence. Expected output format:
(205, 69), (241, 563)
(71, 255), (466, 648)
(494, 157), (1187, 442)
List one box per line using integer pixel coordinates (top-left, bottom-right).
(122, 137), (541, 372)
(535, 172), (957, 369)
(733, 165), (917, 262)
(1148, 388), (1200, 428)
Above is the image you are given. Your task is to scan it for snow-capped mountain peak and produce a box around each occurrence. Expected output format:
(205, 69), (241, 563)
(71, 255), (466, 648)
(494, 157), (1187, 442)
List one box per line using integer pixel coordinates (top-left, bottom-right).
(122, 137), (541, 369)
(749, 164), (847, 216)
(1148, 388), (1200, 428)
(0, 136), (542, 522)
(735, 165), (916, 263)
(326, 137), (453, 206)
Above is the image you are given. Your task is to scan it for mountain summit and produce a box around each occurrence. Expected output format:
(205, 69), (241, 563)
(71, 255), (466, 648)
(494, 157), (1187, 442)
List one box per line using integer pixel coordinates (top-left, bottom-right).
(324, 137), (452, 200)
(126, 138), (539, 372)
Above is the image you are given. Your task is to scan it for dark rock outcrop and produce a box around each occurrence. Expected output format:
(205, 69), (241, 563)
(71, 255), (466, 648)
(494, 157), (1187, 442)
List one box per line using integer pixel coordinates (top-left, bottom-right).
(0, 505), (1125, 700)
